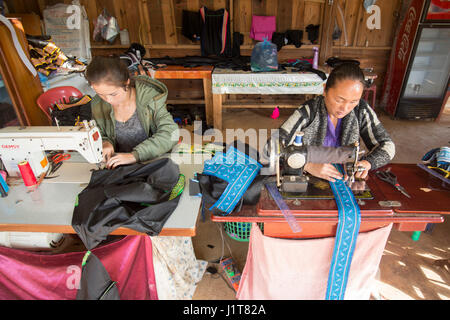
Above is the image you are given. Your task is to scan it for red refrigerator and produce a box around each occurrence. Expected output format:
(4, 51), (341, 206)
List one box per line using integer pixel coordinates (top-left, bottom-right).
(381, 0), (450, 120)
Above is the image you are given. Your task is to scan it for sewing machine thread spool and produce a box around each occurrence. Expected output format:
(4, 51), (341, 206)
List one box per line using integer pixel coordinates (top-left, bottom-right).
(293, 131), (304, 146)
(17, 161), (37, 187)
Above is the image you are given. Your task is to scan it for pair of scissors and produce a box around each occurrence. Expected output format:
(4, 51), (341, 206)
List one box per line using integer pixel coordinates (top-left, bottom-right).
(375, 169), (411, 198)
(51, 152), (71, 164)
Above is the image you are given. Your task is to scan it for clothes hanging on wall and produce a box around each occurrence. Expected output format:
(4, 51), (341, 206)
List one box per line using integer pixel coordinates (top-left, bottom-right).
(182, 10), (202, 41)
(199, 6), (232, 57)
(250, 15), (276, 41)
(305, 24), (320, 44)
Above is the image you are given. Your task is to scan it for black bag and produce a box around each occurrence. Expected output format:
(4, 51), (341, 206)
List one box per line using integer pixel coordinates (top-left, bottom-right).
(50, 95), (92, 126)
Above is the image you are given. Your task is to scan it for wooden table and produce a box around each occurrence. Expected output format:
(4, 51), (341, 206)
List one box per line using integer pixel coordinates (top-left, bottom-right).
(153, 65), (214, 126)
(210, 164), (448, 238)
(211, 67), (378, 130)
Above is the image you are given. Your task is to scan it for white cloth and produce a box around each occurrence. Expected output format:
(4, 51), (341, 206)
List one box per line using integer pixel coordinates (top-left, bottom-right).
(212, 67), (325, 94)
(150, 236), (207, 300)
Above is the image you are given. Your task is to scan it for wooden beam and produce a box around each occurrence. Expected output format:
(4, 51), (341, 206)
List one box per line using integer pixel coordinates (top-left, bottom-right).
(318, 0), (335, 67)
(161, 0), (177, 45)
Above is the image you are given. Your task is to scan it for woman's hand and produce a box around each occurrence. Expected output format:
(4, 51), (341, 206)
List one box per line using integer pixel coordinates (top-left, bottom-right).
(102, 141), (115, 162)
(106, 153), (137, 169)
(354, 160), (371, 179)
(304, 163), (344, 182)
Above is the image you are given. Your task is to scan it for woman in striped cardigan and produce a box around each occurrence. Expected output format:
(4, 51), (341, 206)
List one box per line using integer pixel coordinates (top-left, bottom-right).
(278, 63), (395, 182)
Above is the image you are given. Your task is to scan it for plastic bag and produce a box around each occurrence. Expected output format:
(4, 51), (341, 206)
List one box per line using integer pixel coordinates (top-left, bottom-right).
(251, 39), (278, 72)
(93, 9), (119, 43)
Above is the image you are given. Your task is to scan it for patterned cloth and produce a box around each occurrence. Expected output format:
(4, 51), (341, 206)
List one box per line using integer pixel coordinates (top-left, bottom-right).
(150, 236), (207, 300)
(203, 146), (262, 215)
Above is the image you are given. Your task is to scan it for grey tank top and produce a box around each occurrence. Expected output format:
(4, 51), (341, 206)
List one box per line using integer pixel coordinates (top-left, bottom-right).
(115, 110), (148, 153)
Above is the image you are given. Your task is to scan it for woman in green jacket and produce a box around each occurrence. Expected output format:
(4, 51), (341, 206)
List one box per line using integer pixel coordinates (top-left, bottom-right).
(86, 56), (179, 169)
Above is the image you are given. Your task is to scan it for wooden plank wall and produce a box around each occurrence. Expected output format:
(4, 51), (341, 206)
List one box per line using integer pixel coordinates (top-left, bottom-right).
(5, 0), (402, 100)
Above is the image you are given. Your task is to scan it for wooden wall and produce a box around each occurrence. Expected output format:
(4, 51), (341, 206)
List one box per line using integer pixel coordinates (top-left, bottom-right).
(5, 0), (403, 102)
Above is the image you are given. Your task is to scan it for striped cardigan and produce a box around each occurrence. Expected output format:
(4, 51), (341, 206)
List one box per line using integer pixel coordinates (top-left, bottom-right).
(279, 95), (395, 170)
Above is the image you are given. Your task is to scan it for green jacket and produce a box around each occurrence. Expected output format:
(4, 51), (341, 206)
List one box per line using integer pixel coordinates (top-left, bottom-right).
(91, 75), (179, 162)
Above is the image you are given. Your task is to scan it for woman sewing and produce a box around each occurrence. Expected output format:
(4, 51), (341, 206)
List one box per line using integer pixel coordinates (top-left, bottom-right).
(85, 56), (179, 169)
(278, 63), (395, 181)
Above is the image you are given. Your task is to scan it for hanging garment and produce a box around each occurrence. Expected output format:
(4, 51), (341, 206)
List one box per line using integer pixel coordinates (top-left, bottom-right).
(199, 6), (232, 57)
(305, 24), (320, 44)
(182, 10), (202, 41)
(72, 158), (184, 299)
(0, 235), (158, 300)
(250, 16), (276, 41)
(236, 223), (392, 300)
(232, 32), (244, 57)
(286, 30), (303, 48)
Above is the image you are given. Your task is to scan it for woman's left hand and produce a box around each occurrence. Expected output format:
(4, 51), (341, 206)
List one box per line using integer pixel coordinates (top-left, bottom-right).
(354, 160), (371, 179)
(106, 153), (137, 169)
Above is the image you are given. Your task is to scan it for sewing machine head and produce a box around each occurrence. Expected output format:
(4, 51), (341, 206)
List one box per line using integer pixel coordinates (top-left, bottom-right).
(0, 120), (103, 178)
(263, 131), (366, 194)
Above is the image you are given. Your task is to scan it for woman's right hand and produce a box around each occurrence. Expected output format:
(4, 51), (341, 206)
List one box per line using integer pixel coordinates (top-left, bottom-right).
(102, 141), (115, 162)
(303, 163), (344, 182)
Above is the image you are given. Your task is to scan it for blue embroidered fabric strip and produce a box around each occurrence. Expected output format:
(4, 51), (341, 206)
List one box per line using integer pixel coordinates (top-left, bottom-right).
(203, 146), (262, 215)
(325, 164), (361, 300)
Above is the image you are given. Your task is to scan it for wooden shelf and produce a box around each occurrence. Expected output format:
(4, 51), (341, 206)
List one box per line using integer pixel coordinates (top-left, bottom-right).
(91, 44), (321, 50)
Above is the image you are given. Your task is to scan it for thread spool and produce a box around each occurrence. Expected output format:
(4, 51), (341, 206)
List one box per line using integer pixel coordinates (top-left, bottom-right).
(18, 161), (37, 187)
(294, 132), (304, 146)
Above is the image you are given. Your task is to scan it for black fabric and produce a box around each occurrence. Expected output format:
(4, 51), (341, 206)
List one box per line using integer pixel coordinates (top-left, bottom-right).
(280, 60), (327, 81)
(145, 55), (251, 71)
(72, 158), (182, 300)
(198, 174), (266, 216)
(50, 99), (92, 126)
(286, 30), (303, 48)
(76, 253), (120, 300)
(72, 158), (181, 250)
(271, 32), (286, 51)
(198, 141), (266, 216)
(200, 7), (232, 57)
(305, 24), (320, 44)
(326, 57), (360, 68)
(182, 10), (202, 41)
(232, 32), (244, 57)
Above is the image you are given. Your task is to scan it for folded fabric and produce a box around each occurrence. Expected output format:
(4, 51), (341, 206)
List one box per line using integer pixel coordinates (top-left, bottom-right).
(202, 145), (262, 215)
(250, 16), (276, 41)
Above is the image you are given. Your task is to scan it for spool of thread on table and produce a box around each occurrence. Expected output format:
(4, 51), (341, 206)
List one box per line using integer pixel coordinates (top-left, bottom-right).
(18, 161), (37, 187)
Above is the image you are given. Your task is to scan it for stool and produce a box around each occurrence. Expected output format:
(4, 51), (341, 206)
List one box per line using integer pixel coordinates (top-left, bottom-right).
(363, 83), (377, 108)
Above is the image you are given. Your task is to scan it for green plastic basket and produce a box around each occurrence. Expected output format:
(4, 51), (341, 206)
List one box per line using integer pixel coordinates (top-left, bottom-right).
(223, 222), (264, 242)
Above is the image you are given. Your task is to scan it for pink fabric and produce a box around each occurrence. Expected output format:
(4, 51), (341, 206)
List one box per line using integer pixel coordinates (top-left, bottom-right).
(0, 235), (158, 300)
(237, 223), (393, 300)
(250, 16), (276, 41)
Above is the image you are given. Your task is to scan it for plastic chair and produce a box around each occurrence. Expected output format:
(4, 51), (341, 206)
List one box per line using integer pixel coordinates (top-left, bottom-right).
(37, 86), (83, 122)
(363, 83), (377, 108)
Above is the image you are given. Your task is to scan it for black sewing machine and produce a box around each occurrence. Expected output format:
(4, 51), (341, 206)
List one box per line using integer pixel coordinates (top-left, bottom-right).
(261, 131), (372, 199)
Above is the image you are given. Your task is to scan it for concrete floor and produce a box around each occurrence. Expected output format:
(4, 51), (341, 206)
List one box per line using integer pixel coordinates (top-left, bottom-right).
(191, 104), (450, 300)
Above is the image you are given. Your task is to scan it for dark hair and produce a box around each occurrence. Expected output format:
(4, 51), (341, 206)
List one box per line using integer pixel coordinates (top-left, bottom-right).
(85, 55), (135, 88)
(325, 63), (367, 92)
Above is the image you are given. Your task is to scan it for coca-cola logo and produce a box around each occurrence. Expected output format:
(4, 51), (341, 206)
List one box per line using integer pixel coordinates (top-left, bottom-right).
(397, 7), (417, 63)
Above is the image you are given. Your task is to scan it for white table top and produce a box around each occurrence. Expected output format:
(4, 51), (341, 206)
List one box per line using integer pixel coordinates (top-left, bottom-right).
(0, 153), (208, 237)
(212, 67), (325, 94)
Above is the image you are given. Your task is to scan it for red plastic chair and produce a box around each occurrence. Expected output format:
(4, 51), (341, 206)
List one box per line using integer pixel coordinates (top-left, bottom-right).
(37, 86), (83, 122)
